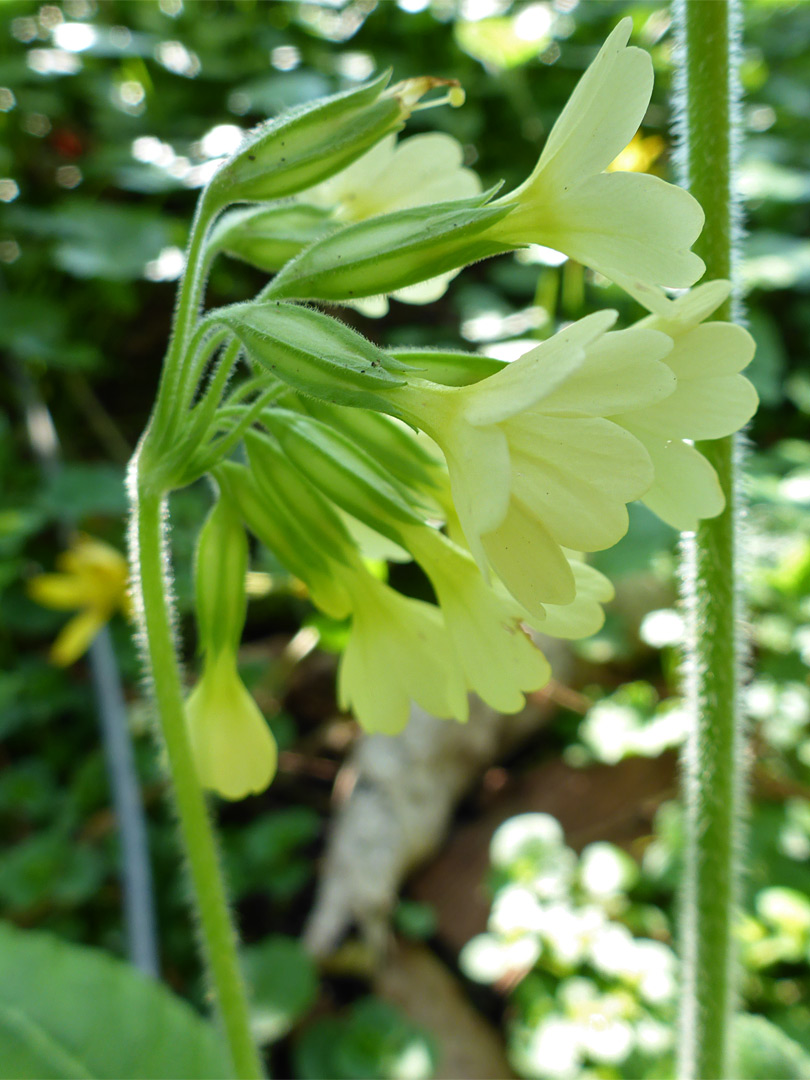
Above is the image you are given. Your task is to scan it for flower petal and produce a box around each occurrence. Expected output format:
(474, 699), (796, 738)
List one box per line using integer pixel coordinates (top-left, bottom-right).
(538, 171), (706, 290)
(507, 415), (654, 550)
(483, 497), (576, 612)
(532, 559), (614, 640)
(28, 573), (95, 610)
(620, 325), (758, 439)
(535, 18), (651, 186)
(539, 327), (675, 417)
(50, 609), (106, 666)
(463, 310), (617, 426)
(444, 421), (512, 554)
(622, 424), (725, 531)
(408, 527), (551, 712)
(338, 576), (468, 732)
(186, 657), (278, 800)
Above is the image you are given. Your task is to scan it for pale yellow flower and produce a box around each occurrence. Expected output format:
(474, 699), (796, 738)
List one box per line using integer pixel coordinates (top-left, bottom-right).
(299, 131), (481, 223)
(610, 281), (759, 530)
(489, 18), (705, 293)
(28, 535), (130, 666)
(335, 564), (469, 734)
(384, 311), (675, 615)
(402, 524), (551, 714)
(185, 652), (278, 800)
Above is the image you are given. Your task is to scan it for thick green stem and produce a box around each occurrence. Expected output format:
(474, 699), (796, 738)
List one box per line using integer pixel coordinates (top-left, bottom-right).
(675, 2), (744, 1077)
(130, 474), (264, 1079)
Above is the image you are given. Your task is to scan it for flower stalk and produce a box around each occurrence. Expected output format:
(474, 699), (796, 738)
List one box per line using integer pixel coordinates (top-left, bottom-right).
(129, 479), (264, 1079)
(674, 1), (744, 1077)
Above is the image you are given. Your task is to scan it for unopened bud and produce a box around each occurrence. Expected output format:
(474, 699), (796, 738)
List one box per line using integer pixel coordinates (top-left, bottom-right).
(265, 194), (511, 304)
(208, 71), (462, 207)
(194, 493), (248, 658)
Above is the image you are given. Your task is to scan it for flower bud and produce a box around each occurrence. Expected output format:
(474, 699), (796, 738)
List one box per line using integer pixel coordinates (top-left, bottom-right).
(208, 74), (462, 206)
(194, 493), (248, 658)
(207, 203), (334, 273)
(264, 194), (511, 303)
(187, 492), (277, 800)
(210, 300), (409, 412)
(388, 349), (504, 387)
(261, 410), (427, 542)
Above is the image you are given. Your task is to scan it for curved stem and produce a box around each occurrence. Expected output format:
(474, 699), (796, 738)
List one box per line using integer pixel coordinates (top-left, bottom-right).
(129, 469), (264, 1079)
(674, 2), (744, 1077)
(151, 189), (224, 446)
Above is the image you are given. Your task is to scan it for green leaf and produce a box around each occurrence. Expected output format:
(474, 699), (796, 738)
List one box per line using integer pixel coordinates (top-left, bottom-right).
(735, 1014), (810, 1079)
(38, 464), (127, 521)
(294, 999), (437, 1080)
(242, 935), (318, 1045)
(8, 203), (174, 281)
(0, 921), (230, 1079)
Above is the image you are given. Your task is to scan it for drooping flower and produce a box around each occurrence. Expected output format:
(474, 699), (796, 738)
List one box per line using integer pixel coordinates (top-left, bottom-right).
(226, 448), (469, 734)
(185, 651), (278, 800)
(335, 565), (469, 734)
(609, 281), (758, 530)
(402, 524), (551, 714)
(488, 18), (705, 293)
(382, 311), (676, 615)
(184, 493), (277, 799)
(28, 535), (130, 666)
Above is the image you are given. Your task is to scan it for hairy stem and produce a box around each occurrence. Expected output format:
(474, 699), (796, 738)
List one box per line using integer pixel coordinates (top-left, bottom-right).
(674, 2), (744, 1077)
(129, 473), (264, 1079)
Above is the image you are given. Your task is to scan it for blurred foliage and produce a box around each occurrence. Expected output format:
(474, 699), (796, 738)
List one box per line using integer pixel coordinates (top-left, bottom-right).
(0, 0), (808, 1075)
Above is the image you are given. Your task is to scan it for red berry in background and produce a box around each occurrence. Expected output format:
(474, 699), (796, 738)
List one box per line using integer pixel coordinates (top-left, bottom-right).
(51, 128), (84, 158)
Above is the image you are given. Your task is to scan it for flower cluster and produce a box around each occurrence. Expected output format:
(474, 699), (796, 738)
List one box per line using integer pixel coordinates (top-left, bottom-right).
(139, 19), (757, 799)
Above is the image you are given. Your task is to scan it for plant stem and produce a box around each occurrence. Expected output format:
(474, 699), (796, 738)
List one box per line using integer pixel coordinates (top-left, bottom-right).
(674, 2), (744, 1077)
(130, 475), (264, 1079)
(151, 189), (223, 447)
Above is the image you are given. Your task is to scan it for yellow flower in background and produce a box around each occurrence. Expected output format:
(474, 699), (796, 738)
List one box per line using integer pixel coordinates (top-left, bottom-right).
(607, 131), (666, 175)
(28, 535), (130, 666)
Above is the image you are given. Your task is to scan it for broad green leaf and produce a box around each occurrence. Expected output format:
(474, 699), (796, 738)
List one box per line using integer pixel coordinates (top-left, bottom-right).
(0, 921), (230, 1079)
(735, 1014), (810, 1079)
(243, 936), (318, 1045)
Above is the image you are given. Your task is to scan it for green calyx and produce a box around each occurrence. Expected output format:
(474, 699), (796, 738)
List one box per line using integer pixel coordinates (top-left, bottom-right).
(209, 300), (409, 412)
(264, 193), (513, 303)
